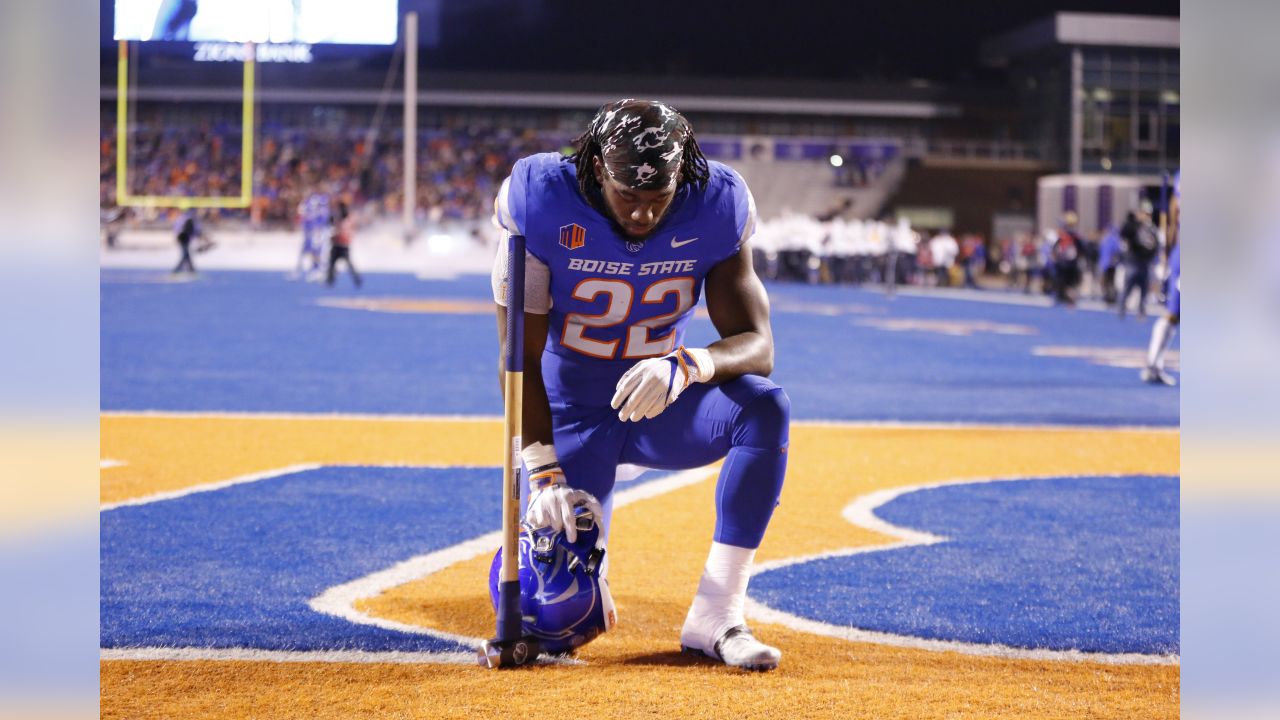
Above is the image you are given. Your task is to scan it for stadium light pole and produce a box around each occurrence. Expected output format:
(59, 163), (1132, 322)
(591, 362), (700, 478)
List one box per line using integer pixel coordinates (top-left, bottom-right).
(1069, 46), (1082, 175)
(403, 12), (418, 244)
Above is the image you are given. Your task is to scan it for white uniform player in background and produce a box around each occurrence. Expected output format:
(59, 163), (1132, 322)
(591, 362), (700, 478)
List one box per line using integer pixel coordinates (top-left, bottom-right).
(294, 191), (332, 281)
(1142, 171), (1180, 385)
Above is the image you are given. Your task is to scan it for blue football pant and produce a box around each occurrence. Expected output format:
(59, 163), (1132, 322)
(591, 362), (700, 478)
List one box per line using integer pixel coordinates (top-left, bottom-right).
(537, 374), (790, 550)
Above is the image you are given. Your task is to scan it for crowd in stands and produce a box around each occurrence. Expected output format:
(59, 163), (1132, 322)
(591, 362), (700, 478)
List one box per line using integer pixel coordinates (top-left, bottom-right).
(101, 114), (559, 229)
(100, 123), (247, 207)
(101, 108), (1171, 312)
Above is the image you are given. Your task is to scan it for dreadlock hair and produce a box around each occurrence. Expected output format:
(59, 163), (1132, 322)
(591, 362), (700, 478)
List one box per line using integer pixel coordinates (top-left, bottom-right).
(564, 126), (711, 201)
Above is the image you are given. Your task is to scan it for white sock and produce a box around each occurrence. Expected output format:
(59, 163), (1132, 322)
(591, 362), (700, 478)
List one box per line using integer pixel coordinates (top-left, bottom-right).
(683, 542), (756, 645)
(1147, 316), (1177, 369)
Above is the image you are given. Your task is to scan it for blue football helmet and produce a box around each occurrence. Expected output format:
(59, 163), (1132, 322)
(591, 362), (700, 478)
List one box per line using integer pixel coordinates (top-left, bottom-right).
(489, 504), (616, 656)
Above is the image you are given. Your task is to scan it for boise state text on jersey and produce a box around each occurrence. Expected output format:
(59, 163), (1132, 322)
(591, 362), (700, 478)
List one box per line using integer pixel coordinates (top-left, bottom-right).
(495, 152), (756, 397)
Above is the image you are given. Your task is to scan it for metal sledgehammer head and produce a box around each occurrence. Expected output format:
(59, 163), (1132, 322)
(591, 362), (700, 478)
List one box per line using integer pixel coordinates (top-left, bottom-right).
(483, 579), (539, 667)
(478, 637), (540, 669)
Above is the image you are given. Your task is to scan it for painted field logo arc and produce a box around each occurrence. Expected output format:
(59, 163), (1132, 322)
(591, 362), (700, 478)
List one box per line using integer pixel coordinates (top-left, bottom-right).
(746, 474), (1180, 665)
(101, 461), (716, 665)
(101, 466), (495, 661)
(100, 412), (1180, 670)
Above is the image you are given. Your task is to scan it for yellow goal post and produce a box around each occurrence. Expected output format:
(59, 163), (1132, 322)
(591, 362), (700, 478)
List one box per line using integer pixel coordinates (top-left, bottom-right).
(115, 40), (256, 209)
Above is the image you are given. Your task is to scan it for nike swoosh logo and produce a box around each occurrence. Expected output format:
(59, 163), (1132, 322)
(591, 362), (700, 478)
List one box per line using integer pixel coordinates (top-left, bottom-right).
(671, 237), (699, 248)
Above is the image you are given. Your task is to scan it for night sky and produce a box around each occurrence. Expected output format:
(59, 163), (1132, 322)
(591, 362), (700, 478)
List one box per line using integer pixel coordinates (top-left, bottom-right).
(423, 0), (1179, 83)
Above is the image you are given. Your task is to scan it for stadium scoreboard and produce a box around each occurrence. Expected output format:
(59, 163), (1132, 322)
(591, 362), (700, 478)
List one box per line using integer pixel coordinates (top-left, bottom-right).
(112, 0), (399, 45)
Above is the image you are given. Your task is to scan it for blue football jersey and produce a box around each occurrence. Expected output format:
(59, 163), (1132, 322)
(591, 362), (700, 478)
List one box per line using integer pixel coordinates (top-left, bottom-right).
(495, 153), (756, 403)
(301, 193), (331, 229)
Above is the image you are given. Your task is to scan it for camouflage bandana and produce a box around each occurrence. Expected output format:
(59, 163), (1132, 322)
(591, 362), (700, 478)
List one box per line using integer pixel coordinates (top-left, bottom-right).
(589, 99), (690, 190)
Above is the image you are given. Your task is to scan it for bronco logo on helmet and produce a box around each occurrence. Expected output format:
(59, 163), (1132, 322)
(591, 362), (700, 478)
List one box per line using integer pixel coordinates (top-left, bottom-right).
(488, 501), (616, 656)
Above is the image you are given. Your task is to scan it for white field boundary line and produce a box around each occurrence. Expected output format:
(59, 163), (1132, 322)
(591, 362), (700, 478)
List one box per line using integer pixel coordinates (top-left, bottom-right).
(98, 646), (581, 667)
(100, 647), (478, 665)
(745, 473), (1180, 666)
(307, 466), (717, 648)
(101, 464), (322, 512)
(101, 463), (716, 665)
(100, 410), (503, 422)
(99, 463), (476, 512)
(100, 410), (1180, 433)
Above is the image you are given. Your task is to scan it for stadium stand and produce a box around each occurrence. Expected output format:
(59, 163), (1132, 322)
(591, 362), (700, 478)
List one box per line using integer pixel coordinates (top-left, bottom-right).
(732, 155), (906, 221)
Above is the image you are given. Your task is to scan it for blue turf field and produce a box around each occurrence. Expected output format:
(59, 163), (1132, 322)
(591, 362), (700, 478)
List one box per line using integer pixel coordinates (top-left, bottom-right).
(101, 270), (1178, 426)
(752, 475), (1179, 655)
(100, 268), (1179, 661)
(101, 466), (483, 653)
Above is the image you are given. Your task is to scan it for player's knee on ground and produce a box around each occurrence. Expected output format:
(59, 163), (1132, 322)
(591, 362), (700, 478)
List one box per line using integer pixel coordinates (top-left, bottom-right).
(731, 384), (791, 450)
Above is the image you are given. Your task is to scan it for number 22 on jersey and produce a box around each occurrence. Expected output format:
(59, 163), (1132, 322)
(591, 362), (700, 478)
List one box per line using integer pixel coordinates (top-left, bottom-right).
(561, 277), (695, 359)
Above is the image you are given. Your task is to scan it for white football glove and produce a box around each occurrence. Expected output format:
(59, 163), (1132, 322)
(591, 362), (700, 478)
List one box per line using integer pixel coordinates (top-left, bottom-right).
(523, 452), (603, 543)
(611, 346), (714, 422)
(526, 483), (604, 544)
